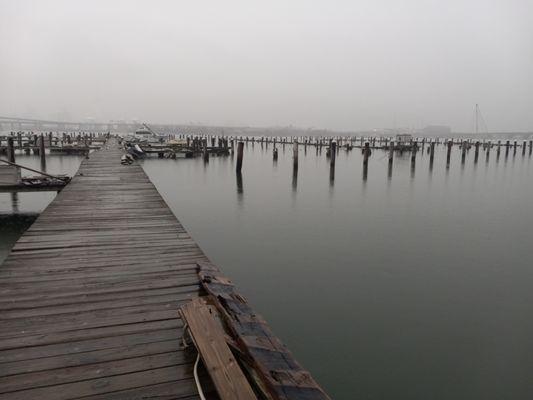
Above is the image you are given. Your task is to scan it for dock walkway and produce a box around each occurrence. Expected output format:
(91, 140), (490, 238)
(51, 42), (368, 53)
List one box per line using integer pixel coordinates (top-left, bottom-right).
(0, 140), (212, 399)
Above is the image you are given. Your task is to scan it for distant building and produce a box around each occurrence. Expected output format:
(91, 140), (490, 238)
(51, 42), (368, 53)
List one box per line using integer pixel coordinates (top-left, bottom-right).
(420, 125), (451, 136)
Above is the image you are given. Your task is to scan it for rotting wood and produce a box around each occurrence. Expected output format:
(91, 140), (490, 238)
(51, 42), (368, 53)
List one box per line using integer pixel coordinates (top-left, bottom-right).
(180, 298), (257, 400)
(197, 261), (331, 400)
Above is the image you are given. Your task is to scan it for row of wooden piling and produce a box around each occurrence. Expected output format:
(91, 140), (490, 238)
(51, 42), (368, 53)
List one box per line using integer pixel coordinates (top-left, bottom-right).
(231, 137), (532, 182)
(3, 134), (48, 170)
(1, 132), (110, 171)
(166, 133), (533, 151)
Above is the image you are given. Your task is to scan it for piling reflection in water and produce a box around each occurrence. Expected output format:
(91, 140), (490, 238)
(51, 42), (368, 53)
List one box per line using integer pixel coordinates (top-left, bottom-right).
(292, 166), (298, 193)
(329, 163), (335, 186)
(10, 192), (18, 213)
(235, 171), (243, 204)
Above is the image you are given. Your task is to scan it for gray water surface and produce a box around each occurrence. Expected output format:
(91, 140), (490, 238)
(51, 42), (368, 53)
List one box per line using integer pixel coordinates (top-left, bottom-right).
(141, 143), (533, 400)
(0, 153), (84, 263)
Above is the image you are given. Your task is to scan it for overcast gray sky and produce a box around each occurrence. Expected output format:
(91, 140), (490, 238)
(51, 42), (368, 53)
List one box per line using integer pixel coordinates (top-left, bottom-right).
(0, 0), (532, 131)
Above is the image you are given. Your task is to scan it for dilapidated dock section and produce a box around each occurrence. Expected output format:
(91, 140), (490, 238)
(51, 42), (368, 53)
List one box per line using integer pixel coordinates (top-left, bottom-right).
(0, 139), (329, 399)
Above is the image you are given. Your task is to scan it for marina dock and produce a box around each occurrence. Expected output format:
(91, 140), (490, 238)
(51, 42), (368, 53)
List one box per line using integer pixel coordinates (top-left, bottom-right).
(0, 139), (328, 399)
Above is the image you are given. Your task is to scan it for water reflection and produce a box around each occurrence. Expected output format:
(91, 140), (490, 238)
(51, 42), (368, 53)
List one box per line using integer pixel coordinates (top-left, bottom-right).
(236, 171), (244, 205)
(292, 166), (298, 193)
(0, 212), (38, 263)
(11, 192), (18, 213)
(410, 152), (416, 179)
(329, 163), (335, 186)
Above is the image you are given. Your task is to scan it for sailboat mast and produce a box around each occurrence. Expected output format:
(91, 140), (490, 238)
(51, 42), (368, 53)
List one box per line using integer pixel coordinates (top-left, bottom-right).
(475, 104), (479, 134)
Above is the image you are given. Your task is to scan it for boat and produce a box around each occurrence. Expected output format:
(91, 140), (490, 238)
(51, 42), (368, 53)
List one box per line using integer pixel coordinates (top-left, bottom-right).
(394, 133), (414, 150)
(134, 127), (153, 137)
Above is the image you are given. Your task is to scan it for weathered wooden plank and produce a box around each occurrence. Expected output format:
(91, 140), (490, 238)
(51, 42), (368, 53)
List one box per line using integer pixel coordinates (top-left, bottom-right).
(0, 327), (181, 363)
(0, 364), (194, 400)
(180, 298), (257, 400)
(0, 139), (209, 398)
(198, 262), (330, 400)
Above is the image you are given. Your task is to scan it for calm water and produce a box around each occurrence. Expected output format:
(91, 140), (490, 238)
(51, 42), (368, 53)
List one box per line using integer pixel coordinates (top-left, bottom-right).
(141, 142), (533, 399)
(1, 142), (533, 399)
(0, 152), (85, 263)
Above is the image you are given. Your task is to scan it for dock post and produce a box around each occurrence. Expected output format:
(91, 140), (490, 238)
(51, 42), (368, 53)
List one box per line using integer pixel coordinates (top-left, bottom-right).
(461, 141), (467, 164)
(513, 140), (517, 155)
(33, 135), (39, 155)
(529, 140), (532, 155)
(329, 142), (336, 184)
(273, 147), (278, 161)
(39, 134), (46, 170)
(17, 132), (22, 149)
(293, 140), (298, 171)
(446, 140), (452, 168)
(236, 141), (244, 173)
(504, 141), (509, 160)
(522, 141), (526, 156)
(388, 141), (394, 178)
(7, 137), (15, 163)
(474, 141), (480, 163)
(203, 141), (209, 163)
(429, 141), (435, 167)
(48, 132), (53, 147)
(362, 142), (370, 180)
(411, 143), (417, 168)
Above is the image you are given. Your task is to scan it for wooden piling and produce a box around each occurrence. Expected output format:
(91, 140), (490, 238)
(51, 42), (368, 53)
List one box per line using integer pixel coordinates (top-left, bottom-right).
(388, 141), (394, 178)
(411, 143), (417, 168)
(330, 141), (336, 167)
(363, 142), (370, 165)
(293, 140), (298, 171)
(429, 141), (435, 166)
(7, 137), (15, 163)
(236, 141), (244, 173)
(362, 142), (370, 180)
(203, 141), (209, 162)
(474, 141), (480, 163)
(39, 134), (46, 170)
(446, 140), (452, 167)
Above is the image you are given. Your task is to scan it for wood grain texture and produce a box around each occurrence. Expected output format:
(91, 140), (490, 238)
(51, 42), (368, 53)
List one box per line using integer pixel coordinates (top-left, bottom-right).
(198, 262), (331, 400)
(0, 139), (213, 399)
(180, 298), (257, 400)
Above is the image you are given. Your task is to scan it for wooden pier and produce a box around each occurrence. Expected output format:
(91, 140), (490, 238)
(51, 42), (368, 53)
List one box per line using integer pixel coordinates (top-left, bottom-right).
(0, 139), (328, 399)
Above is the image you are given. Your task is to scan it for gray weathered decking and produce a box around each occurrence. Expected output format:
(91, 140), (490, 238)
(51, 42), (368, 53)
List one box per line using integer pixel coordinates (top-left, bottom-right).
(0, 140), (213, 399)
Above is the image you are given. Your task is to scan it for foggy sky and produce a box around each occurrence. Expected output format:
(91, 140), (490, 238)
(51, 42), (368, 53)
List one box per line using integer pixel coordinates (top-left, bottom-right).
(1, 0), (532, 132)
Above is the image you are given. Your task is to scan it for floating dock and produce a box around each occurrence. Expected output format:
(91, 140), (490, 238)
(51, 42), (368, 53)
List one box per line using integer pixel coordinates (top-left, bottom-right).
(0, 139), (328, 399)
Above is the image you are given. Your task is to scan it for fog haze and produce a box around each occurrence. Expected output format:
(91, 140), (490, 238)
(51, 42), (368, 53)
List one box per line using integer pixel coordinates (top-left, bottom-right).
(1, 0), (532, 132)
